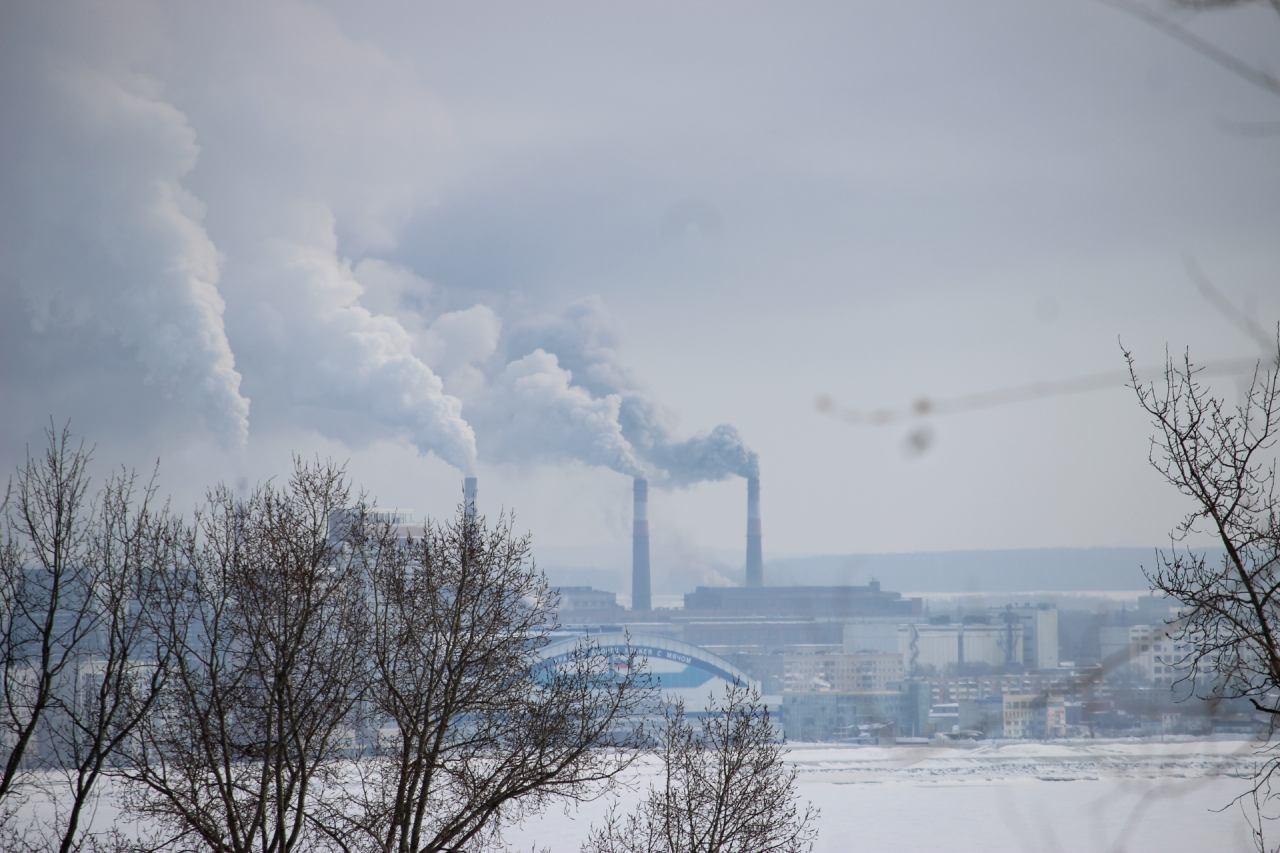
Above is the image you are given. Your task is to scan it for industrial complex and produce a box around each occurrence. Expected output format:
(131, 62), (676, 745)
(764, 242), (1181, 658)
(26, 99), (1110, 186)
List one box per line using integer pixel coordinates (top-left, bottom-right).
(469, 472), (1258, 742)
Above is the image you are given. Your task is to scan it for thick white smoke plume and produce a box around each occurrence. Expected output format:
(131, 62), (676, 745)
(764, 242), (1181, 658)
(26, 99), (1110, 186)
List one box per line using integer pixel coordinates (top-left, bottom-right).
(0, 22), (250, 445)
(502, 299), (757, 484)
(240, 232), (477, 472)
(1, 3), (476, 471)
(478, 350), (645, 477)
(626, 413), (759, 485)
(1, 3), (749, 483)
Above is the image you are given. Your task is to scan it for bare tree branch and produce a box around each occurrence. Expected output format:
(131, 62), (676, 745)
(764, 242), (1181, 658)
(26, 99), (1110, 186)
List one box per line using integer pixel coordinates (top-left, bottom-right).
(336, 502), (651, 853)
(583, 682), (817, 853)
(1126, 332), (1280, 842)
(1095, 0), (1280, 99)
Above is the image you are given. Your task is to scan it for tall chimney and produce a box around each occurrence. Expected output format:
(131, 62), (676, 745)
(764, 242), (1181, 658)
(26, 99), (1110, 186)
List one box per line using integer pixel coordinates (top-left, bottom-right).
(631, 477), (651, 612)
(463, 476), (478, 520)
(745, 473), (763, 587)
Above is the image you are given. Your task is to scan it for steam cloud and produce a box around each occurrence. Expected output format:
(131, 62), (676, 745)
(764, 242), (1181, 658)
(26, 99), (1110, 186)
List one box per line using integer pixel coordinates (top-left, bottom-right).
(0, 32), (250, 445)
(1, 4), (476, 471)
(502, 299), (757, 484)
(476, 350), (645, 477)
(1, 4), (750, 483)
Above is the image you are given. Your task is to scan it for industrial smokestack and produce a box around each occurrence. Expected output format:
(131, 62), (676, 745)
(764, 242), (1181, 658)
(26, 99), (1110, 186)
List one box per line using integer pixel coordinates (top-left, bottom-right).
(463, 476), (478, 520)
(745, 473), (763, 587)
(631, 477), (651, 612)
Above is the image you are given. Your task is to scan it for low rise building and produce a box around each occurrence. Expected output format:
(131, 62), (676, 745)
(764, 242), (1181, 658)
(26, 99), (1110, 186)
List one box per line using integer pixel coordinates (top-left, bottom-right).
(783, 648), (905, 693)
(1003, 693), (1041, 739)
(959, 696), (1004, 737)
(782, 690), (913, 742)
(1002, 692), (1068, 739)
(554, 586), (624, 623)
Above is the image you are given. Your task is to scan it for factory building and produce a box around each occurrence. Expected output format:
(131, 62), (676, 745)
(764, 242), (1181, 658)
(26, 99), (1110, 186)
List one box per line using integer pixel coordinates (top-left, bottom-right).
(843, 617), (912, 654)
(678, 619), (845, 648)
(554, 586), (625, 624)
(1000, 604), (1059, 670)
(898, 622), (1024, 673)
(1022, 607), (1057, 670)
(328, 476), (479, 547)
(684, 581), (921, 619)
(842, 609), (1059, 671)
(326, 506), (419, 546)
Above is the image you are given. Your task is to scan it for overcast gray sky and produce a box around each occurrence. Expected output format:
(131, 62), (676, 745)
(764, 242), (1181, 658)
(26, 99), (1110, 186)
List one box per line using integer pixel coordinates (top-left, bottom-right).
(2, 1), (1278, 578)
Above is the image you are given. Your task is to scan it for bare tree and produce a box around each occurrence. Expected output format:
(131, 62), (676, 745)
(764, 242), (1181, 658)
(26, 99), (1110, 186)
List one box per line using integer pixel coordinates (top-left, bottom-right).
(583, 681), (817, 853)
(337, 503), (651, 853)
(0, 425), (181, 853)
(1126, 334), (1280, 844)
(1, 424), (97, 816)
(41, 465), (180, 853)
(119, 459), (373, 853)
(6, 446), (651, 851)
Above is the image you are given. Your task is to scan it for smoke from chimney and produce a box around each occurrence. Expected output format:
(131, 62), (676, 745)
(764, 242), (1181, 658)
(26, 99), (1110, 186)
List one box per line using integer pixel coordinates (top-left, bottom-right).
(632, 477), (651, 611)
(745, 472), (763, 587)
(504, 302), (756, 485)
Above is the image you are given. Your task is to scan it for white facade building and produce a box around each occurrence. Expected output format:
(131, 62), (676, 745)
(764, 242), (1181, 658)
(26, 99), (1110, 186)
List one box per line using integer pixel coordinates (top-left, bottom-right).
(898, 623), (1023, 672)
(843, 617), (908, 654)
(1013, 606), (1058, 670)
(1100, 623), (1192, 686)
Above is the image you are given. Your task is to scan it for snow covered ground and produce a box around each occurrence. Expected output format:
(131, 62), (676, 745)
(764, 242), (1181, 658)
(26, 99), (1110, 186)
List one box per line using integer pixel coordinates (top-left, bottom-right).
(16, 739), (1262, 851)
(509, 738), (1262, 851)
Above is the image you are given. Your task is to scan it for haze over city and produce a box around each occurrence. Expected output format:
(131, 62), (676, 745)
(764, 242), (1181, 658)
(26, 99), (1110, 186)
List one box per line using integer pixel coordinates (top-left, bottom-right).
(4, 2), (1279, 572)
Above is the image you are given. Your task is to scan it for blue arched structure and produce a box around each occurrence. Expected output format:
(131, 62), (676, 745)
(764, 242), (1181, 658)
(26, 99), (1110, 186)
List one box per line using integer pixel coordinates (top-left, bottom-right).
(538, 632), (757, 714)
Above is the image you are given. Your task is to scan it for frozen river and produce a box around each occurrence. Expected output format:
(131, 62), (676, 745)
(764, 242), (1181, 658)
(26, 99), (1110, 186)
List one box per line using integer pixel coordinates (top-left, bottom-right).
(17, 738), (1261, 851)
(509, 738), (1260, 851)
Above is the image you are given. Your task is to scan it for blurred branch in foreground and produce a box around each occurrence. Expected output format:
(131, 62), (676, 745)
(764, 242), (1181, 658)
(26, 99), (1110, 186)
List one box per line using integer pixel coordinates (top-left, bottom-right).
(815, 357), (1262, 427)
(1187, 257), (1276, 352)
(1094, 0), (1280, 99)
(819, 260), (1273, 431)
